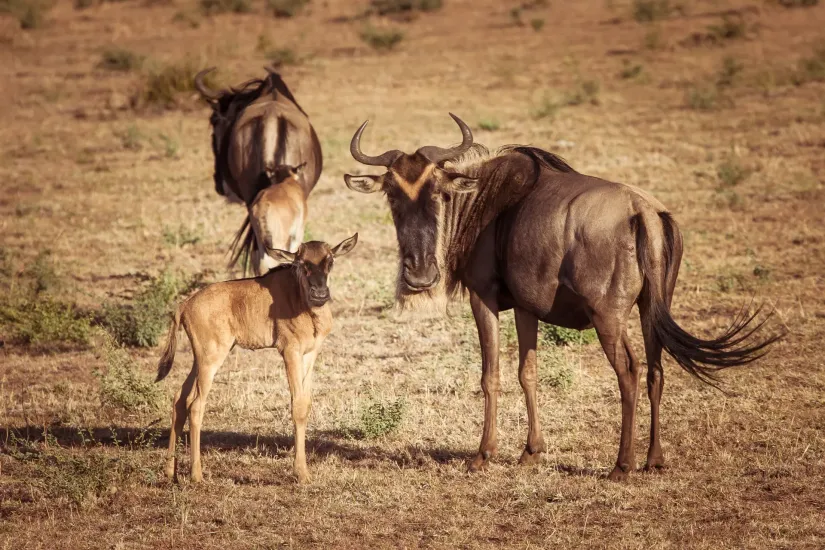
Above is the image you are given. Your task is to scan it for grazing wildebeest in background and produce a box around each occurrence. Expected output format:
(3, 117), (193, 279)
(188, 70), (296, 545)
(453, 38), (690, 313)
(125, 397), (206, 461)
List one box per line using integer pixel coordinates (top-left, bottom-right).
(344, 114), (779, 481)
(195, 66), (323, 275)
(156, 234), (358, 483)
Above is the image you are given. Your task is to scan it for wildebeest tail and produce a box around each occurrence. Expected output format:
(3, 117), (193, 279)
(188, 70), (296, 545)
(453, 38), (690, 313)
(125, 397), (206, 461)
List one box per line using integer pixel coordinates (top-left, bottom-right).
(156, 306), (182, 382)
(634, 211), (781, 387)
(229, 215), (257, 276)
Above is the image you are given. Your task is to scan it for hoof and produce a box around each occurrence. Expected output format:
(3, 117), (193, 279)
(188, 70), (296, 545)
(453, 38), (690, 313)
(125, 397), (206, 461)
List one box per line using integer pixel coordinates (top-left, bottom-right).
(190, 470), (204, 483)
(643, 461), (666, 473)
(468, 449), (495, 473)
(295, 470), (311, 484)
(607, 464), (631, 482)
(518, 448), (544, 467)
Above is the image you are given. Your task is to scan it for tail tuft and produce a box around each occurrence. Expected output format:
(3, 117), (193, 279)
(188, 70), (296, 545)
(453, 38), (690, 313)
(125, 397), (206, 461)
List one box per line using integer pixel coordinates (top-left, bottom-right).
(156, 307), (181, 382)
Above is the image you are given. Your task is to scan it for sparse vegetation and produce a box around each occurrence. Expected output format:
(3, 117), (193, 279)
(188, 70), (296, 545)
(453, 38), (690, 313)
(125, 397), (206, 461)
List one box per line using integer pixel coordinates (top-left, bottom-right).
(268, 0), (308, 17)
(359, 24), (404, 51)
(793, 43), (825, 84)
(643, 26), (665, 50)
(753, 264), (772, 280)
(118, 125), (144, 151)
(0, 0), (52, 29)
(359, 397), (405, 438)
(541, 324), (598, 346)
(98, 47), (144, 72)
(199, 0), (252, 15)
(717, 56), (744, 87)
(531, 94), (560, 120)
(707, 15), (747, 41)
(775, 0), (818, 7)
(539, 350), (575, 390)
(478, 118), (500, 131)
(685, 84), (720, 110)
(564, 79), (600, 106)
(716, 157), (751, 189)
(138, 59), (217, 107)
(95, 333), (164, 414)
(172, 10), (201, 28)
(370, 0), (442, 16)
(99, 271), (191, 348)
(162, 225), (201, 247)
(530, 17), (544, 31)
(619, 60), (644, 79)
(632, 0), (675, 22)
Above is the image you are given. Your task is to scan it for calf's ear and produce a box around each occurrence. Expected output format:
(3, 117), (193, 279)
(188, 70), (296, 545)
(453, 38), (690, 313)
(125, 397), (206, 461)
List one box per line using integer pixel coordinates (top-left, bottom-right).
(331, 233), (358, 257)
(266, 247), (297, 264)
(344, 174), (383, 193)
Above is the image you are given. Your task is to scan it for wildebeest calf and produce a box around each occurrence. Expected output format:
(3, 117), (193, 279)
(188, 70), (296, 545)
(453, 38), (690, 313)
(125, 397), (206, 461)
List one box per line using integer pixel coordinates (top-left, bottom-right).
(156, 234), (358, 483)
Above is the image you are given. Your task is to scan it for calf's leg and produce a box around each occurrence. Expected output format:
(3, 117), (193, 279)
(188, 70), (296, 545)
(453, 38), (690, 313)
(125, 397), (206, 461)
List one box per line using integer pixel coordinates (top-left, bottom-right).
(166, 368), (196, 481)
(284, 348), (317, 483)
(188, 346), (229, 483)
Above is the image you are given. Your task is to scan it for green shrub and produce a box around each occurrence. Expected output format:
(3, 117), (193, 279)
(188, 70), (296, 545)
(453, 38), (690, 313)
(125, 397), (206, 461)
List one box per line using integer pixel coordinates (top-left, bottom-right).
(268, 0), (308, 17)
(162, 225), (201, 247)
(478, 118), (500, 131)
(632, 0), (673, 22)
(541, 324), (598, 346)
(99, 271), (189, 348)
(118, 125), (144, 151)
(530, 17), (544, 31)
(199, 0), (251, 15)
(685, 85), (719, 110)
(716, 157), (750, 189)
(370, 0), (442, 15)
(359, 398), (404, 439)
(95, 333), (164, 413)
(360, 24), (404, 51)
(140, 59), (217, 107)
(717, 56), (744, 87)
(564, 79), (600, 106)
(753, 264), (771, 281)
(707, 15), (746, 41)
(0, 297), (92, 349)
(267, 47), (299, 66)
(99, 47), (144, 72)
(619, 60), (644, 79)
(531, 94), (560, 120)
(25, 250), (58, 294)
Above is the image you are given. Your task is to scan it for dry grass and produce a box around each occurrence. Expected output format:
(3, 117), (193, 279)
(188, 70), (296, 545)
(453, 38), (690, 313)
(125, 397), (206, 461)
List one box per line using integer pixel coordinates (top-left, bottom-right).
(1, 0), (825, 548)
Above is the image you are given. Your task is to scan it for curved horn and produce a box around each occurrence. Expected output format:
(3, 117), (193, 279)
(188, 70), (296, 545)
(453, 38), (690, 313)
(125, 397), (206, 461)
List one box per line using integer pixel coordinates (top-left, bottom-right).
(417, 113), (474, 164)
(349, 120), (403, 167)
(194, 67), (220, 101)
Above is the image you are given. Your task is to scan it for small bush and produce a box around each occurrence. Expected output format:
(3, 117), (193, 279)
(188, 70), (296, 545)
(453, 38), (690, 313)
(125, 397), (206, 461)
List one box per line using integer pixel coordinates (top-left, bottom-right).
(359, 398), (404, 439)
(619, 60), (644, 79)
(540, 363), (574, 390)
(172, 10), (201, 28)
(793, 44), (825, 84)
(74, 0), (95, 7)
(99, 47), (144, 72)
(268, 0), (307, 17)
(531, 95), (559, 120)
(96, 333), (164, 413)
(753, 265), (771, 281)
(0, 0), (52, 29)
(541, 324), (598, 346)
(99, 271), (189, 348)
(25, 250), (58, 294)
(370, 0), (442, 15)
(267, 48), (299, 66)
(118, 125), (144, 151)
(199, 0), (251, 15)
(632, 0), (673, 22)
(707, 15), (746, 41)
(716, 157), (750, 189)
(564, 79), (600, 106)
(0, 298), (92, 349)
(643, 26), (665, 50)
(685, 85), (719, 110)
(139, 59), (216, 107)
(360, 24), (404, 51)
(530, 17), (544, 31)
(716, 274), (740, 293)
(478, 118), (500, 131)
(162, 225), (201, 247)
(717, 56), (744, 87)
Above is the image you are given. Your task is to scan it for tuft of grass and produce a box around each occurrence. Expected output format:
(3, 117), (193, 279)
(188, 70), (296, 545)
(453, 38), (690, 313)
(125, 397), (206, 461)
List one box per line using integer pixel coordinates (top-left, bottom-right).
(139, 59), (216, 107)
(172, 10), (201, 28)
(717, 56), (744, 87)
(359, 398), (405, 439)
(268, 48), (299, 66)
(99, 47), (144, 72)
(118, 125), (144, 151)
(25, 250), (59, 294)
(162, 225), (201, 247)
(716, 157), (751, 189)
(530, 17), (544, 31)
(619, 60), (644, 79)
(268, 0), (308, 17)
(478, 118), (500, 131)
(159, 134), (179, 158)
(632, 0), (673, 22)
(643, 26), (665, 50)
(539, 350), (575, 390)
(0, 297), (93, 349)
(707, 15), (747, 41)
(685, 84), (720, 110)
(370, 0), (442, 16)
(359, 24), (404, 51)
(541, 324), (598, 346)
(95, 333), (164, 414)
(563, 79), (600, 106)
(752, 264), (771, 281)
(792, 44), (825, 85)
(531, 94), (560, 120)
(0, 0), (52, 29)
(99, 271), (190, 348)
(775, 0), (818, 6)
(199, 0), (252, 15)
(715, 274), (740, 293)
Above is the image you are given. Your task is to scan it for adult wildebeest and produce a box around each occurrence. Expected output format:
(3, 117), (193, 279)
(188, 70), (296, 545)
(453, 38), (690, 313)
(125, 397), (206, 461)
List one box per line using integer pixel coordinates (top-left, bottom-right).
(157, 234), (358, 483)
(344, 114), (779, 481)
(195, 66), (323, 275)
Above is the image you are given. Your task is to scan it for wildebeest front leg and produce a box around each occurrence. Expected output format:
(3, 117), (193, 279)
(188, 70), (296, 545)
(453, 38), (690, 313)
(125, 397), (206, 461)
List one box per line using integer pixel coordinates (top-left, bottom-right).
(515, 308), (546, 466)
(468, 291), (500, 472)
(283, 347), (313, 483)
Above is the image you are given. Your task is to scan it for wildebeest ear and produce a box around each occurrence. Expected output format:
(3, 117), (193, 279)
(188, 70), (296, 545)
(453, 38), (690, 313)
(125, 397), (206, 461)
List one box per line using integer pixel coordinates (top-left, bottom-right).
(266, 247), (297, 264)
(331, 233), (358, 257)
(440, 171), (479, 194)
(290, 162), (307, 176)
(344, 174), (383, 194)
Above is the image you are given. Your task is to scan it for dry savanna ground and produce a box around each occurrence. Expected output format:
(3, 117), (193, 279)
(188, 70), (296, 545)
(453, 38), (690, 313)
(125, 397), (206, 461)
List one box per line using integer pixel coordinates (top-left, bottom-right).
(1, 0), (825, 547)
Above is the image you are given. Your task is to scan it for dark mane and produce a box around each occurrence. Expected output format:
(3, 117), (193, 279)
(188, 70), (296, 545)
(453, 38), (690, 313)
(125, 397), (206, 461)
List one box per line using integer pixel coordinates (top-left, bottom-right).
(444, 145), (577, 294)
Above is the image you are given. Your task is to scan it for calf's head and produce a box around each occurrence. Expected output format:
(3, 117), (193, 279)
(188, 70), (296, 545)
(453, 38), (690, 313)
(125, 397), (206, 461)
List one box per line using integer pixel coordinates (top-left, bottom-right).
(343, 114), (477, 296)
(267, 235), (358, 308)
